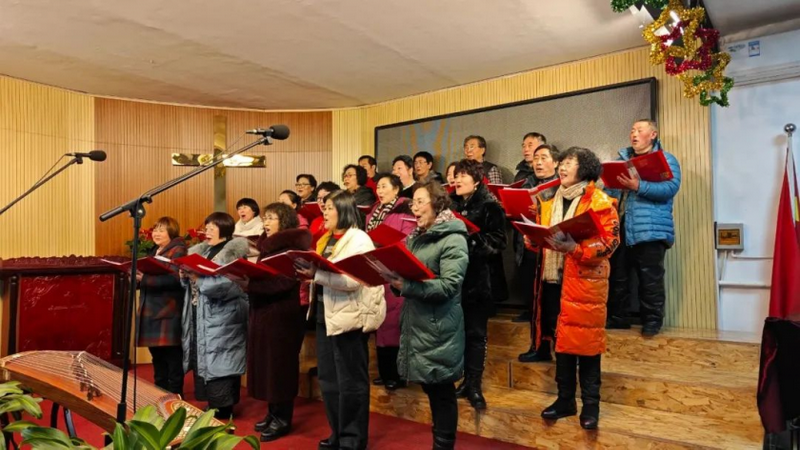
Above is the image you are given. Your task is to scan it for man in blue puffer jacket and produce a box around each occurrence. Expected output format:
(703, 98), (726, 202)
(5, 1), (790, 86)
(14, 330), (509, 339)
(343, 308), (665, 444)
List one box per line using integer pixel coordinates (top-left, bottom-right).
(605, 119), (681, 337)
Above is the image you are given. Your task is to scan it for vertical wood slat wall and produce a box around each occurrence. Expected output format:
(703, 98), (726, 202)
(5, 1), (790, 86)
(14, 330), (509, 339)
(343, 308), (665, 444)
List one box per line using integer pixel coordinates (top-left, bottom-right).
(0, 76), (95, 258)
(332, 46), (716, 330)
(94, 100), (333, 256)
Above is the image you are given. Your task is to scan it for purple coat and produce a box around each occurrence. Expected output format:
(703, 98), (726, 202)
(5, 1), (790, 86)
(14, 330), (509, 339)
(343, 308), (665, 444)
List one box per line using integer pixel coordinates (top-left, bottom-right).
(366, 197), (416, 347)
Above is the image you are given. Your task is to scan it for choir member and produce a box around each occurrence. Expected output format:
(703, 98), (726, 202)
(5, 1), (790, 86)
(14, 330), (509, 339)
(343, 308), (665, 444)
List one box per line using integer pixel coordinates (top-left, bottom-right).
(295, 174), (318, 204)
(463, 135), (503, 184)
(413, 151), (444, 183)
(279, 189), (309, 229)
(358, 155), (380, 184)
(392, 155), (416, 199)
(233, 197), (264, 237)
(445, 162), (458, 187)
(342, 164), (377, 207)
(383, 180), (469, 450)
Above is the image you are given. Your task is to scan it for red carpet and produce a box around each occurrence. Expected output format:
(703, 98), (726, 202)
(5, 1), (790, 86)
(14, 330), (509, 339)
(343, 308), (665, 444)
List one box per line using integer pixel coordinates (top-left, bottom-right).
(27, 365), (530, 449)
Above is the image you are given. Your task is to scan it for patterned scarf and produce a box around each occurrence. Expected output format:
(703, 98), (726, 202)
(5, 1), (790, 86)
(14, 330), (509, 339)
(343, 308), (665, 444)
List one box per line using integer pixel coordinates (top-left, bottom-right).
(543, 181), (588, 283)
(407, 209), (457, 240)
(366, 198), (398, 232)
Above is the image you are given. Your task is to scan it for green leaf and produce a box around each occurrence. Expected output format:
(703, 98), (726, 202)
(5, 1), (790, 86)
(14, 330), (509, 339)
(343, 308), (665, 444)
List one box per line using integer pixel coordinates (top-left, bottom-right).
(20, 426), (75, 448)
(203, 432), (243, 450)
(241, 435), (260, 449)
(0, 399), (25, 416)
(158, 407), (186, 449)
(184, 410), (216, 439)
(178, 425), (227, 450)
(8, 393), (44, 418)
(0, 381), (23, 397)
(110, 423), (129, 450)
(1, 419), (38, 432)
(127, 420), (161, 450)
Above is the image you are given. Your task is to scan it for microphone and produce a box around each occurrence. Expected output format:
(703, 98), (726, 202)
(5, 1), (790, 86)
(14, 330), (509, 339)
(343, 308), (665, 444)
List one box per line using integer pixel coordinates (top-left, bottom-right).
(66, 150), (107, 161)
(245, 125), (290, 140)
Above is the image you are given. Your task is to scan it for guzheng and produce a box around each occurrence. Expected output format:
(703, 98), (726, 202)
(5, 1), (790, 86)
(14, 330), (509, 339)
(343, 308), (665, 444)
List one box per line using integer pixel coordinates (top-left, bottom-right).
(0, 351), (224, 443)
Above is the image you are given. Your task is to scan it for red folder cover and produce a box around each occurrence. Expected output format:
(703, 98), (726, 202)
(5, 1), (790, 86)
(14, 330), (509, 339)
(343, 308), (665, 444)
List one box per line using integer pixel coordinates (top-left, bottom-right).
(601, 152), (673, 189)
(101, 257), (175, 275)
(452, 211), (480, 235)
(511, 209), (605, 250)
(498, 178), (561, 219)
(367, 223), (410, 247)
(446, 184), (455, 194)
(299, 203), (323, 221)
(261, 250), (345, 279)
(487, 179), (525, 198)
(213, 258), (280, 280)
(357, 204), (375, 213)
(336, 243), (435, 287)
(172, 254), (220, 276)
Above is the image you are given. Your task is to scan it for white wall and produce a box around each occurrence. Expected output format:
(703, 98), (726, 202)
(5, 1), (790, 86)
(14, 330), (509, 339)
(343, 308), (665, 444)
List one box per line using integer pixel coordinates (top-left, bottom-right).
(713, 29), (800, 332)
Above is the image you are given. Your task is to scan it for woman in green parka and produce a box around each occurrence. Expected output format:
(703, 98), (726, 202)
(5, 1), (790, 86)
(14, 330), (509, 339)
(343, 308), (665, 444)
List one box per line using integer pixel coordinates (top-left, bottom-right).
(384, 180), (469, 450)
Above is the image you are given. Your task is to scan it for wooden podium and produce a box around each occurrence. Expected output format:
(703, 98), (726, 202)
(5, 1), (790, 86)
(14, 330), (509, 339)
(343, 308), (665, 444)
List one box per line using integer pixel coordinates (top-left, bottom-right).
(0, 256), (130, 366)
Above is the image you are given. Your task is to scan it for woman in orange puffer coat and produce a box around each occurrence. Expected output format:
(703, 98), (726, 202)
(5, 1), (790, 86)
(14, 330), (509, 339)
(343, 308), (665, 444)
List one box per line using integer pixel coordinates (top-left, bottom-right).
(526, 147), (620, 430)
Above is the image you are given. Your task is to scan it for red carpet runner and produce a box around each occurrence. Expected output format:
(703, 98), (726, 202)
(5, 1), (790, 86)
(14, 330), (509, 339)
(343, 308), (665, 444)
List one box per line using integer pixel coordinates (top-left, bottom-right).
(26, 365), (530, 449)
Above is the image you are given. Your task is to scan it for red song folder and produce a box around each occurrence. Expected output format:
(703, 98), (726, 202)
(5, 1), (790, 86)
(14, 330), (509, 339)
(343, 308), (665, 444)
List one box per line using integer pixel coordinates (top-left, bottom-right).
(601, 151), (673, 189)
(511, 209), (606, 250)
(261, 250), (345, 279)
(172, 254), (220, 276)
(212, 258), (281, 280)
(487, 179), (525, 198)
(100, 257), (175, 275)
(451, 211), (480, 235)
(498, 178), (561, 219)
(367, 223), (410, 247)
(335, 243), (435, 287)
(299, 203), (323, 221)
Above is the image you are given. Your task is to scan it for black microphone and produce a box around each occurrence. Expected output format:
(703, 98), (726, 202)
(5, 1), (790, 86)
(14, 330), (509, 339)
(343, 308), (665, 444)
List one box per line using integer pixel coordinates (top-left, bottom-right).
(66, 150), (107, 161)
(245, 125), (290, 140)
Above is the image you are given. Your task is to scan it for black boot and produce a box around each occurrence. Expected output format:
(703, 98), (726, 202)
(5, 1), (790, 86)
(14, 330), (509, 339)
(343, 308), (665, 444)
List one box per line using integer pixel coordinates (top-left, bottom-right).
(579, 355), (601, 429)
(214, 405), (233, 420)
(518, 340), (552, 363)
(541, 353), (578, 420)
(432, 429), (456, 450)
(454, 376), (470, 398)
(261, 401), (294, 442)
(465, 378), (487, 411)
(637, 243), (667, 337)
(254, 406), (273, 432)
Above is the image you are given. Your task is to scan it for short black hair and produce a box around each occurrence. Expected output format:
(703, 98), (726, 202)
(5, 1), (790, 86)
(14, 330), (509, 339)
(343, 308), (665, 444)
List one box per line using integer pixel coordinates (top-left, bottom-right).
(454, 159), (485, 184)
(262, 202), (300, 232)
(296, 174), (318, 189)
(534, 144), (560, 160)
(445, 161), (458, 177)
(235, 198), (260, 217)
(204, 212), (236, 240)
(413, 151), (434, 164)
(523, 132), (547, 144)
(358, 155), (377, 167)
(279, 190), (303, 211)
(392, 155), (413, 169)
(342, 164), (368, 187)
(414, 180), (451, 215)
(560, 147), (603, 182)
(463, 135), (487, 149)
(376, 172), (402, 191)
(315, 181), (341, 199)
(325, 191), (363, 230)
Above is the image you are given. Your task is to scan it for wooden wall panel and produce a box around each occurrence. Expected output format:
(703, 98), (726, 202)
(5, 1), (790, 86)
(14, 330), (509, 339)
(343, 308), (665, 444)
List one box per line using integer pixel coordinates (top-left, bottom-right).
(94, 100), (333, 256)
(0, 75), (95, 258)
(332, 47), (716, 330)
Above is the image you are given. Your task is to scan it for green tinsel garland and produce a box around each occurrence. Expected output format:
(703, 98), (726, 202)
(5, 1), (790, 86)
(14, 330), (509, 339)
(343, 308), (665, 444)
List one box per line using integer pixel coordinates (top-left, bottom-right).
(611, 0), (670, 13)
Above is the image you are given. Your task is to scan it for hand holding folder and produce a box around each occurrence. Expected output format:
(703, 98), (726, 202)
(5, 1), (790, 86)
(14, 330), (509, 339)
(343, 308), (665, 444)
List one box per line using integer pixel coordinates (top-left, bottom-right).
(512, 209), (605, 250)
(601, 151), (673, 190)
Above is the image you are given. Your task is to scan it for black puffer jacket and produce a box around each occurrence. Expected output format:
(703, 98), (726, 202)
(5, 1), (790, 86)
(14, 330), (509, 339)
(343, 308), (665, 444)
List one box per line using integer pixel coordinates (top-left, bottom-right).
(451, 183), (507, 305)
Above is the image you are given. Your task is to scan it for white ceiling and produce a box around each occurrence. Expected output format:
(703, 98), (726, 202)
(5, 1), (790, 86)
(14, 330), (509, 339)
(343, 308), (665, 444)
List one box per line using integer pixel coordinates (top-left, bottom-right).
(0, 0), (798, 110)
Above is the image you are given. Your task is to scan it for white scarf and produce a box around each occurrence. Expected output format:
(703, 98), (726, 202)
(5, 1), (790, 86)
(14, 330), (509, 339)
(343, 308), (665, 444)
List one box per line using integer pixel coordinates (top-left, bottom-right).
(543, 181), (588, 283)
(234, 216), (264, 237)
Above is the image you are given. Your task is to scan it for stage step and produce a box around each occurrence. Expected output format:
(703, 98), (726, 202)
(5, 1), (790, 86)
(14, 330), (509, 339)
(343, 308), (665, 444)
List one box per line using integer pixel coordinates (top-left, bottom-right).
(487, 319), (761, 372)
(298, 375), (762, 449)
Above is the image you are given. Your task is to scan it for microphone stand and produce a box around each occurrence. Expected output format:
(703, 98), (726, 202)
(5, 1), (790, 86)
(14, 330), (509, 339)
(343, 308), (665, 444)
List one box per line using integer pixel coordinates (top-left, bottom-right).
(100, 135), (272, 425)
(0, 155), (85, 217)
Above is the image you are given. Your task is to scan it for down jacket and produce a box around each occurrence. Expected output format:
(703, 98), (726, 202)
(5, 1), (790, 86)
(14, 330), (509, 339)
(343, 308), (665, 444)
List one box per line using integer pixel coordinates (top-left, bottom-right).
(312, 228), (386, 336)
(534, 182), (620, 356)
(397, 215), (469, 384)
(181, 238), (250, 381)
(605, 139), (681, 247)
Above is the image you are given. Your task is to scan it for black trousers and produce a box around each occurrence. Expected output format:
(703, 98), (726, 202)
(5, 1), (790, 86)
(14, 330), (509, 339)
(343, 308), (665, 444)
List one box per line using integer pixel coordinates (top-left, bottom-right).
(316, 322), (370, 450)
(463, 302), (489, 379)
(148, 345), (183, 395)
(554, 353), (601, 407)
(608, 234), (668, 328)
(268, 401), (295, 425)
(421, 382), (457, 438)
(518, 250), (540, 315)
(539, 282), (562, 343)
(376, 346), (400, 382)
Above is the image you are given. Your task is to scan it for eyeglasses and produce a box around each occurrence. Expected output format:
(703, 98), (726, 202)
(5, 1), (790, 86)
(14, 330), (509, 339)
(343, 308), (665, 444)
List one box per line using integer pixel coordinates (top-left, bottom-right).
(411, 199), (431, 208)
(342, 173), (356, 179)
(295, 183), (311, 188)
